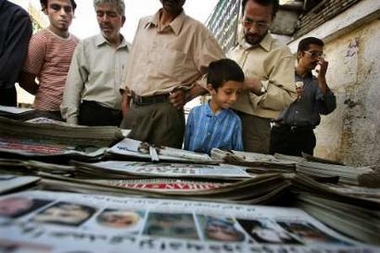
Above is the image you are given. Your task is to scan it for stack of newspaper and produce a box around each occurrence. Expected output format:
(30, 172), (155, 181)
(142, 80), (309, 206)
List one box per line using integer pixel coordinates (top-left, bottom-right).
(0, 116), (124, 161)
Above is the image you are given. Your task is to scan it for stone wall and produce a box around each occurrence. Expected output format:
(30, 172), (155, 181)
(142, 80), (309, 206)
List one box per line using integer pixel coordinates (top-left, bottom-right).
(288, 0), (380, 166)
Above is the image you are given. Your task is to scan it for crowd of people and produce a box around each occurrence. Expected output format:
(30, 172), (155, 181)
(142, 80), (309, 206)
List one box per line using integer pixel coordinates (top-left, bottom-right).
(0, 0), (336, 157)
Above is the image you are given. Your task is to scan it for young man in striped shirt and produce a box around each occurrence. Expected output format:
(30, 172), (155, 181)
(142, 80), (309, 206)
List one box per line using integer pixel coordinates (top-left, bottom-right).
(184, 59), (245, 154)
(19, 0), (79, 121)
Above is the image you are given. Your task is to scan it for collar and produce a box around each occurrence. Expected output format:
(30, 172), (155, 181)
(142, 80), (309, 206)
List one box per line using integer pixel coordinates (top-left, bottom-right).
(295, 69), (313, 79)
(203, 102), (228, 118)
(144, 9), (186, 36)
(95, 34), (129, 50)
(239, 32), (273, 52)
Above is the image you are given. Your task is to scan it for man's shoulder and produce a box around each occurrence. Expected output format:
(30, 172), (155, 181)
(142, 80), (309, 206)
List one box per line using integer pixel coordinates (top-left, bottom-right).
(268, 35), (292, 54)
(3, 1), (29, 17)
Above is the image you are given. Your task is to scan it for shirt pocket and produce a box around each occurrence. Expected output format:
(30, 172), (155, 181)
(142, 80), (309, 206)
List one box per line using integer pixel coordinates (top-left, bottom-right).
(157, 48), (186, 80)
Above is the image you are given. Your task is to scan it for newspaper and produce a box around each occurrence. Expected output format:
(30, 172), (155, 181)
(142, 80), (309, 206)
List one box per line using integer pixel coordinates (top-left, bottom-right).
(0, 190), (377, 253)
(107, 138), (214, 163)
(73, 161), (253, 179)
(0, 174), (40, 194)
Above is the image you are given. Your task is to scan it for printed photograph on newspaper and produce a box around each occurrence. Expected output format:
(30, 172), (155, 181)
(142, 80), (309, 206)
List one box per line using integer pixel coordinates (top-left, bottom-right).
(0, 190), (378, 253)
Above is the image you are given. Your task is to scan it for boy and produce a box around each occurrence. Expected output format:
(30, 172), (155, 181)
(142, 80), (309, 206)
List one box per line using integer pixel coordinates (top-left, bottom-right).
(19, 0), (79, 120)
(184, 59), (244, 154)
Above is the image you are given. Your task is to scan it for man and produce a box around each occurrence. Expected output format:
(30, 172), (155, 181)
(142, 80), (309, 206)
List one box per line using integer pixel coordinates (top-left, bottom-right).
(269, 37), (336, 156)
(0, 0), (32, 106)
(119, 0), (224, 148)
(228, 0), (296, 153)
(19, 0), (79, 120)
(61, 0), (129, 126)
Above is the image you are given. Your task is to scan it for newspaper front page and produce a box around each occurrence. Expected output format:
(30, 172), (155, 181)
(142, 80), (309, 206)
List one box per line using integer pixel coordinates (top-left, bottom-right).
(0, 190), (378, 253)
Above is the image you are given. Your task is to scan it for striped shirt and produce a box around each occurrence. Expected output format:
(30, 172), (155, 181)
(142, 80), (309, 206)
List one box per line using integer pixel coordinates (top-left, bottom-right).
(184, 103), (244, 154)
(23, 29), (79, 111)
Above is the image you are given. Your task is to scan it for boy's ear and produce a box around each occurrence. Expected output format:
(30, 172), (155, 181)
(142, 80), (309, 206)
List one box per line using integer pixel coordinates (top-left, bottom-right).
(206, 83), (215, 94)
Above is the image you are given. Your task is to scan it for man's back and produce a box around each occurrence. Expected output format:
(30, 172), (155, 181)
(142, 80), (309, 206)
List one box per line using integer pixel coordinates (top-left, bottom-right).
(0, 0), (32, 106)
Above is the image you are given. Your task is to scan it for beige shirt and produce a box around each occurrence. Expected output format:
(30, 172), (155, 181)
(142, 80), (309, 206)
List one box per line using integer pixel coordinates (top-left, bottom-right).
(61, 34), (130, 124)
(122, 10), (224, 96)
(228, 32), (296, 119)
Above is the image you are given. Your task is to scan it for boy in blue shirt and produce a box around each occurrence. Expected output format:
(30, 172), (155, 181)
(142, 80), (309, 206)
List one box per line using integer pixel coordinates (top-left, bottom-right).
(184, 59), (245, 154)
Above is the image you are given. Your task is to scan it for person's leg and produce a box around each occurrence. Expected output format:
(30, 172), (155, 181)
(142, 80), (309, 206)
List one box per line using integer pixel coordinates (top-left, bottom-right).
(300, 130), (316, 156)
(79, 101), (121, 127)
(236, 111), (271, 153)
(269, 126), (300, 155)
(121, 102), (184, 148)
(0, 87), (17, 106)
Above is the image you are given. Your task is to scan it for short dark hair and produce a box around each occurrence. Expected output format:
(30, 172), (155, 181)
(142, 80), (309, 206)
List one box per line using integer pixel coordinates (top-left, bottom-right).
(40, 0), (77, 11)
(207, 59), (245, 90)
(297, 37), (324, 53)
(242, 0), (279, 18)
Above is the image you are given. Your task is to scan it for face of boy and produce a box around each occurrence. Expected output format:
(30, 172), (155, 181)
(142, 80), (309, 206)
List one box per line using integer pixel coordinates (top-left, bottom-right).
(209, 81), (243, 111)
(45, 0), (74, 34)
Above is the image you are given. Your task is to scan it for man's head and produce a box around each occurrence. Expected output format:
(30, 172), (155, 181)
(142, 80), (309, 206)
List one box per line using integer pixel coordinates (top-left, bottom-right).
(297, 37), (325, 71)
(40, 0), (77, 12)
(159, 0), (186, 16)
(40, 0), (76, 35)
(207, 59), (245, 109)
(94, 0), (126, 45)
(241, 0), (279, 47)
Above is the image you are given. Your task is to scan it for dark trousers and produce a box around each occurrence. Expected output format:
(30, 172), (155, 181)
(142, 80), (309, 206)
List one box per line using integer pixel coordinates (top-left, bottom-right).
(269, 125), (316, 156)
(235, 111), (271, 154)
(120, 101), (185, 148)
(0, 86), (17, 106)
(79, 100), (122, 127)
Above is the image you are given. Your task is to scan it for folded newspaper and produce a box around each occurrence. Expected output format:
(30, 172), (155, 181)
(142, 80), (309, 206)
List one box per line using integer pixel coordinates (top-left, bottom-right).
(0, 190), (377, 253)
(107, 138), (214, 163)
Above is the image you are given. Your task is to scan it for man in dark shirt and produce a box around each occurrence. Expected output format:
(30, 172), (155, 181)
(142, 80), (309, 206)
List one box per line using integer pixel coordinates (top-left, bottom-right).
(269, 37), (336, 156)
(0, 0), (32, 106)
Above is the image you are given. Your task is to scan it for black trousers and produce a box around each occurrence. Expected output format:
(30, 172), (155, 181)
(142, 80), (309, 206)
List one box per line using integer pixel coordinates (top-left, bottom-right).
(0, 86), (17, 106)
(269, 125), (316, 156)
(79, 100), (122, 127)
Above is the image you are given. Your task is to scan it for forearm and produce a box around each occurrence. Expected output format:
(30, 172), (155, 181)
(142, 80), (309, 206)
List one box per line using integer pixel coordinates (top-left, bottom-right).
(18, 71), (39, 95)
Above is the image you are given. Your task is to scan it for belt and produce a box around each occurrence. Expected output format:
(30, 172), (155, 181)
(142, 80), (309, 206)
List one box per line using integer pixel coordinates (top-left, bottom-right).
(274, 123), (314, 132)
(132, 93), (170, 106)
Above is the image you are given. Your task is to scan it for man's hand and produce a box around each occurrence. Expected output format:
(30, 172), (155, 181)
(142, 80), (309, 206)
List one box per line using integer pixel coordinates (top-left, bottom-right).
(316, 57), (328, 94)
(120, 91), (131, 116)
(244, 77), (264, 95)
(316, 57), (328, 79)
(169, 89), (186, 109)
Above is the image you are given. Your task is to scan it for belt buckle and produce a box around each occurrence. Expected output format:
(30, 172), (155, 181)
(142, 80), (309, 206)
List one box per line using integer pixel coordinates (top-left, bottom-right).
(134, 95), (143, 105)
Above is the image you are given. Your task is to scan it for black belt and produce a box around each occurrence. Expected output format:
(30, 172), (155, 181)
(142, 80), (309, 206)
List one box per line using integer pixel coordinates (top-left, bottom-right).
(132, 93), (169, 106)
(274, 123), (314, 132)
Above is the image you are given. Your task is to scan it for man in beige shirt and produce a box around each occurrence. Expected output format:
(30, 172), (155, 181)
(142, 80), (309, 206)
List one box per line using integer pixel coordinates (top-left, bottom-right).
(120, 0), (224, 148)
(228, 0), (296, 153)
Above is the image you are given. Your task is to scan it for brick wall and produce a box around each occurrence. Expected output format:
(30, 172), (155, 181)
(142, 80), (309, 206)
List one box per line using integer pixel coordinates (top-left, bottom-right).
(294, 0), (361, 39)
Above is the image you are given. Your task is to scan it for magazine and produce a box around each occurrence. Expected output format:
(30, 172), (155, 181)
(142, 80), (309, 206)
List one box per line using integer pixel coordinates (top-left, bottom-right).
(0, 190), (376, 253)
